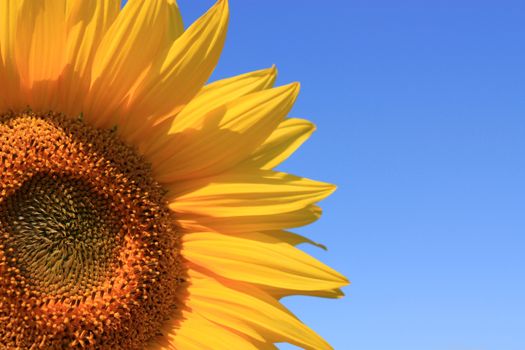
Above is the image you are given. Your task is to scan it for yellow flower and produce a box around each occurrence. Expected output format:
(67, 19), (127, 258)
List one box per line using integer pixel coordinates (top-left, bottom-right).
(0, 0), (348, 349)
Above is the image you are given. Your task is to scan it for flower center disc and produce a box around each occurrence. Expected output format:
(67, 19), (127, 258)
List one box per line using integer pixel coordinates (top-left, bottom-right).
(0, 112), (183, 349)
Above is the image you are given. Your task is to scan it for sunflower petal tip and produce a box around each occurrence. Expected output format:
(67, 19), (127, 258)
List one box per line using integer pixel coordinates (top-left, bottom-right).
(299, 117), (317, 133)
(319, 183), (337, 199)
(329, 266), (350, 287)
(291, 81), (301, 94)
(268, 64), (278, 80)
(278, 82), (300, 102)
(216, 0), (229, 14)
(205, 0), (229, 27)
(262, 64), (278, 85)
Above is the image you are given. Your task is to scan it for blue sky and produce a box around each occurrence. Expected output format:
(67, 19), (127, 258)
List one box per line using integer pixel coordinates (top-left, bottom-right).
(126, 1), (525, 349)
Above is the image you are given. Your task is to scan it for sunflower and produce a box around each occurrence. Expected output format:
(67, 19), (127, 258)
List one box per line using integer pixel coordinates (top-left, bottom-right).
(0, 0), (348, 349)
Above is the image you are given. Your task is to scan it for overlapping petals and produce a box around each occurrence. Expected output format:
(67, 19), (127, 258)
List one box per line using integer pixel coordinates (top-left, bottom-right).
(0, 1), (347, 349)
(181, 270), (333, 350)
(152, 83), (299, 182)
(183, 232), (347, 294)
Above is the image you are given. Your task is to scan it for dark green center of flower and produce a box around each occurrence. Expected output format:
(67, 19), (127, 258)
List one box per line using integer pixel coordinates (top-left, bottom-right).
(1, 173), (121, 297)
(0, 112), (183, 349)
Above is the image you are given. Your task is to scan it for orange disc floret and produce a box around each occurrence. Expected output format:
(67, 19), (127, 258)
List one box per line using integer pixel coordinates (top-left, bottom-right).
(0, 112), (183, 349)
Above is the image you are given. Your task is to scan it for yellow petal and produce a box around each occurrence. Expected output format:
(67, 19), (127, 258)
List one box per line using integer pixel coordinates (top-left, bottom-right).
(172, 65), (277, 128)
(166, 0), (184, 41)
(168, 169), (334, 217)
(187, 270), (333, 350)
(148, 310), (262, 350)
(0, 1), (23, 110)
(153, 83), (299, 182)
(56, 0), (120, 116)
(85, 0), (173, 127)
(243, 118), (316, 170)
(142, 66), (277, 157)
(197, 65), (276, 101)
(183, 232), (348, 293)
(234, 232), (346, 299)
(15, 0), (67, 111)
(177, 204), (322, 234)
(120, 0), (229, 142)
(0, 1), (17, 65)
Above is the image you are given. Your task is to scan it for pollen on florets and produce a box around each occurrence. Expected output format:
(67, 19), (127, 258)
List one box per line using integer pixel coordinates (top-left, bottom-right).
(0, 111), (183, 349)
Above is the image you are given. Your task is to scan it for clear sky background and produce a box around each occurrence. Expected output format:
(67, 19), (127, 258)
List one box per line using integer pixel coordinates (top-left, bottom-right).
(125, 1), (525, 349)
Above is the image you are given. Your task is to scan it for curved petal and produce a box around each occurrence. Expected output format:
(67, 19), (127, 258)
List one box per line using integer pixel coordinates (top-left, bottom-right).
(166, 0), (184, 41)
(0, 0), (23, 110)
(183, 232), (348, 293)
(153, 83), (299, 182)
(186, 269), (333, 350)
(14, 0), (67, 111)
(141, 67), (276, 156)
(235, 233), (346, 299)
(149, 311), (262, 350)
(84, 0), (173, 127)
(167, 169), (334, 217)
(177, 204), (322, 234)
(242, 118), (316, 170)
(120, 0), (229, 142)
(168, 169), (332, 234)
(55, 0), (120, 116)
(142, 66), (277, 158)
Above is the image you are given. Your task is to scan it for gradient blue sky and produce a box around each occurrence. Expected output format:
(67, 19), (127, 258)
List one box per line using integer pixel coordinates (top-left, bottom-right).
(125, 1), (525, 349)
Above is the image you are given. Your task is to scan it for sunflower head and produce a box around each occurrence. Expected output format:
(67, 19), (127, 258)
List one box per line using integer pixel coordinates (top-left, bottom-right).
(0, 111), (183, 348)
(0, 1), (347, 349)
